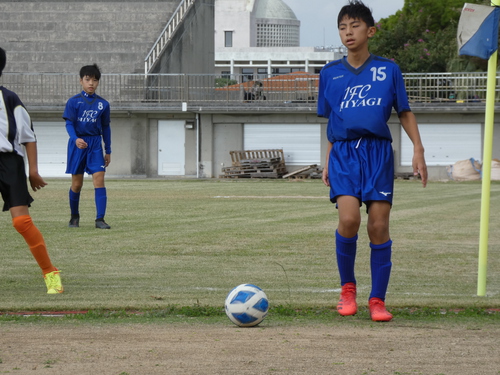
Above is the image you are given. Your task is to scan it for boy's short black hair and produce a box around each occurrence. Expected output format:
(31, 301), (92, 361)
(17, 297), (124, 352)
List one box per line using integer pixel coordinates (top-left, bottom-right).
(337, 0), (375, 28)
(0, 47), (6, 78)
(79, 63), (102, 80)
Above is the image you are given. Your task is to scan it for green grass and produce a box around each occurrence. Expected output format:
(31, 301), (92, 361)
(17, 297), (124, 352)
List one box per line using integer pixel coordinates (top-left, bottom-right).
(1, 178), (499, 319)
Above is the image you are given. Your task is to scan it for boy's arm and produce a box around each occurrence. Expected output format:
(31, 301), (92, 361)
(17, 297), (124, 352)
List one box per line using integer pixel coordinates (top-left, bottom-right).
(101, 103), (111, 155)
(12, 102), (48, 191)
(102, 124), (111, 154)
(63, 99), (88, 148)
(63, 99), (78, 143)
(65, 120), (78, 143)
(24, 142), (47, 191)
(322, 141), (333, 187)
(65, 120), (87, 149)
(399, 111), (427, 187)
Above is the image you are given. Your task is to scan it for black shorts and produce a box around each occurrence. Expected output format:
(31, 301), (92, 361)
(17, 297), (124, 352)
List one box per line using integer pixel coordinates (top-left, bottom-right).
(0, 153), (33, 212)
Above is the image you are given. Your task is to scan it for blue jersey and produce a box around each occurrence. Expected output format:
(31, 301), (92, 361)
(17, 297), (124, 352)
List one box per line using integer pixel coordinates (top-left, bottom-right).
(63, 91), (111, 154)
(317, 54), (411, 142)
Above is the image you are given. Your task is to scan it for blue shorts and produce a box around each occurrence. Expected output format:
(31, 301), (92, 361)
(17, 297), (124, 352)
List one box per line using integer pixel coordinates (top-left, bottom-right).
(66, 135), (106, 175)
(328, 138), (394, 206)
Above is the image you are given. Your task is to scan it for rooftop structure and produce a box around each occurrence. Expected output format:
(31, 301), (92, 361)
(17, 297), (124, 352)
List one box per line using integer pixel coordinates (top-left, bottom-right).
(214, 0), (345, 79)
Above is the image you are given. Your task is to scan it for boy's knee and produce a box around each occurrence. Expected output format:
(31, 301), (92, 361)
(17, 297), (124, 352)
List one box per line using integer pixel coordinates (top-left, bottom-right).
(71, 174), (84, 192)
(340, 216), (361, 231)
(367, 222), (390, 244)
(71, 184), (83, 193)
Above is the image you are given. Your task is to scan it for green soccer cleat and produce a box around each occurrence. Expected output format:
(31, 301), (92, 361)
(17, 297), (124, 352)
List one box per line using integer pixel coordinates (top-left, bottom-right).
(44, 269), (63, 294)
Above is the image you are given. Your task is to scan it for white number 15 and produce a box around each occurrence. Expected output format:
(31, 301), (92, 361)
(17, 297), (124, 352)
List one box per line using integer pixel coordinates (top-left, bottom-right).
(371, 67), (387, 82)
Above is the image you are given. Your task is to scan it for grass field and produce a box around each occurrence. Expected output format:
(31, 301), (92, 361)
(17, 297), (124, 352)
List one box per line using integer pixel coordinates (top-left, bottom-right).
(1, 178), (499, 314)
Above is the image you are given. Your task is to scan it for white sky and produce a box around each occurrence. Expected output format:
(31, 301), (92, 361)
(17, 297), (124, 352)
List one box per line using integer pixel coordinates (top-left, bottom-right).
(282, 0), (405, 47)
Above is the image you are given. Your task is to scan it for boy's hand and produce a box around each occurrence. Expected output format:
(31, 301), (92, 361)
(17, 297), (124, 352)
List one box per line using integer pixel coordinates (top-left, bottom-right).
(413, 150), (427, 188)
(322, 168), (330, 187)
(29, 173), (48, 192)
(104, 154), (111, 167)
(76, 138), (88, 149)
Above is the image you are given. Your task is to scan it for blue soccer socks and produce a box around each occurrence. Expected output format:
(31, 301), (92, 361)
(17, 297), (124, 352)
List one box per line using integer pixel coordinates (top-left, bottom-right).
(94, 187), (107, 220)
(335, 230), (358, 286)
(369, 239), (393, 301)
(69, 189), (80, 216)
(69, 187), (108, 225)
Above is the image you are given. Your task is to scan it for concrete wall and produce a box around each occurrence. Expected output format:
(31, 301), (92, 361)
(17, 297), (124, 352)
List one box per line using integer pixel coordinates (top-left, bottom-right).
(150, 0), (215, 74)
(214, 0), (253, 49)
(0, 0), (180, 74)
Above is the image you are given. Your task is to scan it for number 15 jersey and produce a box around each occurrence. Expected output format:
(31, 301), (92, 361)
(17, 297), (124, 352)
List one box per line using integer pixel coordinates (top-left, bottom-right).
(317, 54), (411, 143)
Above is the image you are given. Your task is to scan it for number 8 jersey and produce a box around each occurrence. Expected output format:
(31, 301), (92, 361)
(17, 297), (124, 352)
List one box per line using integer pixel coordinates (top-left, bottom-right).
(63, 91), (110, 138)
(63, 91), (111, 154)
(317, 54), (411, 142)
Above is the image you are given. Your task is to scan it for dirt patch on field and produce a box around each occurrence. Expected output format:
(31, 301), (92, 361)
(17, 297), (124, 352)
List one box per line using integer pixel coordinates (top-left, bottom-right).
(1, 322), (499, 374)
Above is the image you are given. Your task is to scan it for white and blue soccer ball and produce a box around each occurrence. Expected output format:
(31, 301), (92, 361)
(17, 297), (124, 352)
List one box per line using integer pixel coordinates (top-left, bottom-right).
(224, 284), (269, 327)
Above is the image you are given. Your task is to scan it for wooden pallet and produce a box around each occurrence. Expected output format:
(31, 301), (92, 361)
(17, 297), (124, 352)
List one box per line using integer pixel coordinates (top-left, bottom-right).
(221, 149), (288, 179)
(230, 149), (285, 167)
(282, 164), (321, 179)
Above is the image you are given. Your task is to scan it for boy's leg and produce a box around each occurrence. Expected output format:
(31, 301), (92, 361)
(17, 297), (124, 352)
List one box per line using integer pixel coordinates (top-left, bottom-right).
(336, 195), (362, 283)
(11, 206), (54, 274)
(369, 239), (392, 300)
(367, 202), (393, 321)
(367, 201), (392, 299)
(69, 174), (84, 227)
(369, 241), (394, 322)
(335, 196), (362, 316)
(335, 230), (358, 316)
(92, 171), (110, 229)
(11, 207), (63, 294)
(335, 230), (358, 286)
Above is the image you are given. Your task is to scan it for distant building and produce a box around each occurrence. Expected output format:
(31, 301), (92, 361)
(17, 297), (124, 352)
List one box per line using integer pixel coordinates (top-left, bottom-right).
(214, 0), (345, 80)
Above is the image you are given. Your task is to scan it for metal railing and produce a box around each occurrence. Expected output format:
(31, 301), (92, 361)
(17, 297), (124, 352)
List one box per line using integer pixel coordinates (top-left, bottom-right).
(144, 0), (196, 74)
(1, 72), (499, 110)
(404, 72), (492, 103)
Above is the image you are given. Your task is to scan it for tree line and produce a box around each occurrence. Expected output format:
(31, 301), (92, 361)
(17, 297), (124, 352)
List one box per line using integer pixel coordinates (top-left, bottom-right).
(370, 0), (495, 72)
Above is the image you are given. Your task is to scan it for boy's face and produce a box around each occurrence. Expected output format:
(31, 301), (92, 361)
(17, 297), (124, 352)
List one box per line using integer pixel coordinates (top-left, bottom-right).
(338, 16), (376, 51)
(80, 75), (100, 95)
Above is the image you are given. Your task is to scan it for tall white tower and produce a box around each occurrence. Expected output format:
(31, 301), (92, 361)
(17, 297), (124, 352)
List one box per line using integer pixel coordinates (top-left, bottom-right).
(215, 0), (300, 49)
(254, 0), (300, 47)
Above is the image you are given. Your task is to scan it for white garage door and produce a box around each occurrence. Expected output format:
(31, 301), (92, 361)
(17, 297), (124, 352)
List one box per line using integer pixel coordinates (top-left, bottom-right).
(401, 123), (481, 166)
(244, 124), (321, 165)
(33, 121), (68, 177)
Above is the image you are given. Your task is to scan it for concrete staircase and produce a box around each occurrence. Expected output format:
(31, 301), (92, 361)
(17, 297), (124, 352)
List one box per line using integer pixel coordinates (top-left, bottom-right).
(0, 1), (179, 74)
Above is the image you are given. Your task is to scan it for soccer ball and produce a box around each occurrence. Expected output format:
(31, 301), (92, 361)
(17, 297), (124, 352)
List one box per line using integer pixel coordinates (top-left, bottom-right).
(224, 284), (269, 327)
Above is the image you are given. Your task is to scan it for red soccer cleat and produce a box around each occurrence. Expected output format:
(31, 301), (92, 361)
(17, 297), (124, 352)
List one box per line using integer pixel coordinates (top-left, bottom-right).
(337, 282), (357, 316)
(369, 297), (393, 322)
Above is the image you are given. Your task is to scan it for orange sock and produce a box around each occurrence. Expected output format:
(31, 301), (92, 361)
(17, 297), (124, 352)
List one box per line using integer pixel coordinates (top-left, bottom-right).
(12, 215), (56, 275)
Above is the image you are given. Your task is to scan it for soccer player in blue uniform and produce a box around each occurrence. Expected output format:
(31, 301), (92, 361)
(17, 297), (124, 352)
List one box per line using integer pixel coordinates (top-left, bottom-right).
(63, 64), (111, 229)
(317, 1), (427, 321)
(0, 47), (63, 294)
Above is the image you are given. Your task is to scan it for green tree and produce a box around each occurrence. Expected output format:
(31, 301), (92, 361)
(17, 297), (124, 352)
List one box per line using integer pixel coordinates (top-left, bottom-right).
(215, 77), (237, 87)
(370, 0), (490, 72)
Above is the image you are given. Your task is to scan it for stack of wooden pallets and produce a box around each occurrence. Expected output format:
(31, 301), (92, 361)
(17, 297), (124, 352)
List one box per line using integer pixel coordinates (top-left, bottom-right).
(282, 164), (322, 179)
(219, 149), (288, 179)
